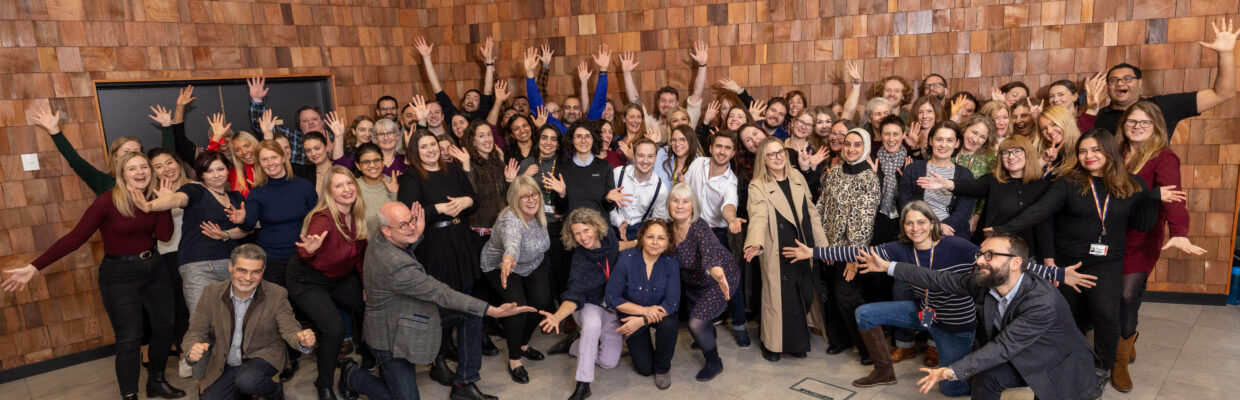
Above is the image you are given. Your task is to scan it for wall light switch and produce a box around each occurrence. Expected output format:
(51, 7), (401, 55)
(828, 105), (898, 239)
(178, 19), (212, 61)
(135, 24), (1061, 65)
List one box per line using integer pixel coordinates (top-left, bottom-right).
(22, 154), (39, 171)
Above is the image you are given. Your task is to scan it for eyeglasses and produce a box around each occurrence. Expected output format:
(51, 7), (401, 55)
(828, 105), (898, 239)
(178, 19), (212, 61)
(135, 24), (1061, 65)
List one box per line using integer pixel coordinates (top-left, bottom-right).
(519, 193), (540, 202)
(358, 158), (384, 166)
(1107, 75), (1137, 85)
(922, 82), (946, 89)
(1124, 119), (1154, 128)
(794, 119), (813, 128)
(999, 149), (1024, 159)
(765, 150), (786, 159)
(974, 251), (1017, 261)
(376, 131), (398, 138)
(573, 134), (592, 141)
(392, 215), (419, 231)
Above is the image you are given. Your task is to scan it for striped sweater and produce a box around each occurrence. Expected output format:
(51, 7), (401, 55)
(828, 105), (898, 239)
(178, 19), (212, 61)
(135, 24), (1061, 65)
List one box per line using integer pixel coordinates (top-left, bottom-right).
(812, 236), (1066, 332)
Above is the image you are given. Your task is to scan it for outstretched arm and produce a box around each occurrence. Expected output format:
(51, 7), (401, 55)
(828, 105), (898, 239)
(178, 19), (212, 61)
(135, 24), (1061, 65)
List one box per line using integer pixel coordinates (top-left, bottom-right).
(480, 36), (496, 96)
(415, 36), (443, 94)
(840, 61), (862, 121)
(687, 41), (709, 127)
(586, 44), (612, 120)
(1196, 19), (1238, 113)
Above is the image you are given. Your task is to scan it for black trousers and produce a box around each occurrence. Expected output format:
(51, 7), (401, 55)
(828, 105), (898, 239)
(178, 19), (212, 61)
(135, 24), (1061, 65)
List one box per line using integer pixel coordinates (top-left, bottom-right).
(1060, 260), (1122, 366)
(200, 358), (282, 400)
(286, 258), (365, 389)
(969, 361), (1027, 400)
(99, 255), (175, 396)
(545, 220), (572, 300)
(626, 317), (679, 376)
(485, 265), (553, 360)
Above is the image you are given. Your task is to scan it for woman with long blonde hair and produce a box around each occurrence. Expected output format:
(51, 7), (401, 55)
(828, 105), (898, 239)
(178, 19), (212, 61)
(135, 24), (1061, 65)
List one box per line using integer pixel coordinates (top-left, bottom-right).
(1035, 105), (1082, 177)
(288, 165), (372, 395)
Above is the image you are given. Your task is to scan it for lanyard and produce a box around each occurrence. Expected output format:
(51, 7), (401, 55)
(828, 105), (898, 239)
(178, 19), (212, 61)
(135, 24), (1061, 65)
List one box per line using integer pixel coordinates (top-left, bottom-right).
(1088, 179), (1110, 242)
(597, 258), (611, 281)
(913, 243), (936, 304)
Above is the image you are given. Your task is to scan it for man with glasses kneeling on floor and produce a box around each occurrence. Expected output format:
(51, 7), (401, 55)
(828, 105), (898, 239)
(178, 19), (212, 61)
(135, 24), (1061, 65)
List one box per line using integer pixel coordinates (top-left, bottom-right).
(338, 201), (535, 400)
(853, 232), (1107, 400)
(182, 244), (316, 400)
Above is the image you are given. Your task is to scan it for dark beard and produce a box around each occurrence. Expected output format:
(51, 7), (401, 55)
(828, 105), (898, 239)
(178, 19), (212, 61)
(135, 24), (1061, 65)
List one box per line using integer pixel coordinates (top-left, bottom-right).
(969, 268), (1008, 288)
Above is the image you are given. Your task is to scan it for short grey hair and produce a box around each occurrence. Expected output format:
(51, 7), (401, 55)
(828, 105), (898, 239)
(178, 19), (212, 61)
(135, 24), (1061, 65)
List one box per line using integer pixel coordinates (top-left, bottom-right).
(666, 183), (700, 223)
(230, 243), (267, 265)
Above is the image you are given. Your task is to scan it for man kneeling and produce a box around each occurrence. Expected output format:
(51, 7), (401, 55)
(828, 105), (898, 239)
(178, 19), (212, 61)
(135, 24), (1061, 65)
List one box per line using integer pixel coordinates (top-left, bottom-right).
(182, 244), (315, 400)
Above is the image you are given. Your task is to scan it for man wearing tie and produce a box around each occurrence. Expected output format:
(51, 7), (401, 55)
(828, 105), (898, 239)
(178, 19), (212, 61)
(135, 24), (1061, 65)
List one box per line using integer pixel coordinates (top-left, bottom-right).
(855, 232), (1106, 400)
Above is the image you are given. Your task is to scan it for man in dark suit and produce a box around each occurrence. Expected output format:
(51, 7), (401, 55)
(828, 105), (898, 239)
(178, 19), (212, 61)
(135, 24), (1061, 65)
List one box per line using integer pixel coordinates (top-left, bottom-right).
(338, 201), (534, 400)
(855, 232), (1106, 400)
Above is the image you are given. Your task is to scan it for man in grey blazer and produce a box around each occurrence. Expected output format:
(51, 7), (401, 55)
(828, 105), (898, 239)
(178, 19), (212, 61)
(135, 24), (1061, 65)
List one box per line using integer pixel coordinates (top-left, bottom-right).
(855, 232), (1106, 400)
(339, 201), (534, 400)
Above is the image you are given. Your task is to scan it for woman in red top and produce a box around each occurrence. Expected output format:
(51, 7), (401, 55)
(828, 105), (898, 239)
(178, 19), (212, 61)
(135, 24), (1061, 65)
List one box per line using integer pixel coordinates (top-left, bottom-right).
(285, 165), (371, 396)
(1111, 101), (1206, 391)
(207, 113), (260, 197)
(2, 152), (183, 400)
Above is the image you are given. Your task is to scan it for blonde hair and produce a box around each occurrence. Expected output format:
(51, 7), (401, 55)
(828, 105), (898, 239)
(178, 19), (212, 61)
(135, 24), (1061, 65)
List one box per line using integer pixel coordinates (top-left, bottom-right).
(301, 165), (368, 241)
(253, 139), (295, 187)
(229, 131), (260, 189)
(752, 136), (796, 183)
(1035, 105), (1082, 176)
(107, 136), (142, 171)
(110, 152), (152, 218)
(503, 176), (547, 228)
(993, 135), (1041, 184)
(959, 114), (998, 156)
(1118, 101), (1170, 173)
(666, 183), (701, 225)
(560, 208), (609, 249)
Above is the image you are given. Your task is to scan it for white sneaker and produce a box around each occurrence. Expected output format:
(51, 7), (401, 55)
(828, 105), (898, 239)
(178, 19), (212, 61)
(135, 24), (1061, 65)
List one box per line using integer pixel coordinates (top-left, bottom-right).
(178, 359), (193, 378)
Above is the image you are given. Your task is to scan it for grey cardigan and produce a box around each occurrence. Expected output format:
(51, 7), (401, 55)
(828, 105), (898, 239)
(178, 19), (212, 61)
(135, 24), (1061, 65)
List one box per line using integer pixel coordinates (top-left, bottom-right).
(363, 230), (489, 364)
(479, 209), (550, 276)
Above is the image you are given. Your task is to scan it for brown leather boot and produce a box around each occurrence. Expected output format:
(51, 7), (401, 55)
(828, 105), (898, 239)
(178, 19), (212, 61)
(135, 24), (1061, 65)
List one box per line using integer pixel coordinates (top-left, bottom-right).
(1111, 334), (1136, 392)
(923, 346), (939, 367)
(852, 327), (897, 387)
(889, 346), (917, 363)
(1129, 331), (1139, 364)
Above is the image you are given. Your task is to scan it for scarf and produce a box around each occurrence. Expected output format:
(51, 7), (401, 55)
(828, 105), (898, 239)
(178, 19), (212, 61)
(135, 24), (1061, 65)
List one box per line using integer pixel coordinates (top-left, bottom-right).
(876, 146), (907, 218)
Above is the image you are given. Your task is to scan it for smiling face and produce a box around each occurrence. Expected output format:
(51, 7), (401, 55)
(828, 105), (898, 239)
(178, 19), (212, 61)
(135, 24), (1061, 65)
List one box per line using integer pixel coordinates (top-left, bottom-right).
(916, 101), (936, 129)
(401, 105), (418, 128)
(438, 138), (453, 163)
(510, 117), (532, 144)
(923, 75), (947, 99)
(882, 80), (906, 106)
(258, 148), (286, 179)
(828, 122), (848, 150)
(516, 188), (541, 219)
(571, 222), (600, 249)
(792, 114), (813, 139)
(233, 139), (256, 165)
(842, 132), (866, 163)
(669, 129), (690, 158)
(602, 102), (615, 122)
(991, 107), (1010, 138)
(740, 126), (766, 152)
(787, 94), (805, 117)
(625, 108), (644, 134)
(971, 238), (1016, 288)
(202, 160), (230, 190)
(473, 125), (495, 155)
(357, 151), (385, 180)
(1000, 147), (1026, 174)
(764, 102), (787, 128)
(710, 135), (735, 166)
(377, 99), (398, 120)
(563, 97), (583, 124)
(599, 122), (614, 149)
(1012, 104), (1032, 136)
(668, 194), (693, 223)
(668, 111), (690, 128)
(329, 172), (358, 210)
(298, 109), (324, 134)
(880, 123), (904, 152)
(304, 138), (328, 165)
(726, 107), (748, 130)
(374, 126), (399, 152)
(571, 127), (594, 156)
(537, 129), (559, 157)
(425, 103), (444, 127)
(1038, 116), (1064, 146)
(151, 154), (182, 184)
(353, 120), (374, 144)
(1107, 67), (1142, 107)
(634, 142), (657, 175)
(930, 127), (959, 161)
(962, 122), (989, 153)
(415, 135), (439, 167)
(1048, 85), (1074, 108)
(640, 223), (670, 256)
(512, 97), (530, 115)
(762, 141), (786, 172)
(463, 91), (481, 113)
(657, 92), (679, 116)
(450, 115), (469, 138)
(813, 112), (833, 139)
(1123, 109), (1155, 144)
(123, 156), (152, 191)
(1077, 137), (1107, 175)
(902, 210), (933, 247)
(229, 257), (265, 295)
(868, 103), (892, 128)
(1003, 87), (1027, 106)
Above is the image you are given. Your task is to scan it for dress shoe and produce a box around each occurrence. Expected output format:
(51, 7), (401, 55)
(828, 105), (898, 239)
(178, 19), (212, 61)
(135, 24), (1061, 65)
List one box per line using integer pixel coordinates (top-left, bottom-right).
(760, 345), (780, 362)
(548, 333), (578, 355)
(825, 344), (850, 355)
(521, 347), (545, 360)
(889, 346), (917, 363)
(430, 354), (456, 386)
(280, 357), (299, 381)
(145, 371), (187, 399)
(654, 372), (671, 390)
(508, 364), (530, 384)
(481, 335), (501, 357)
(337, 358), (360, 400)
(122, 394), (138, 400)
(450, 382), (498, 400)
(568, 381), (591, 400)
(789, 351), (807, 358)
(733, 328), (752, 348)
(316, 386), (338, 400)
(923, 346), (939, 367)
(340, 338), (355, 356)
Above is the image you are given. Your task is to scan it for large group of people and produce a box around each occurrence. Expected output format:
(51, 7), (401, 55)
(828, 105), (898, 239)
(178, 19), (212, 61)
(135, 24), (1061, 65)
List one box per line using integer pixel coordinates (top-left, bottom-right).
(3, 21), (1237, 400)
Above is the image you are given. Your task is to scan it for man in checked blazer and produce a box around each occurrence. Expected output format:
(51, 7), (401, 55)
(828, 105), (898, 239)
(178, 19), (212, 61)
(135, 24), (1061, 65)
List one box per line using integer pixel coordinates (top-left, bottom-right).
(855, 231), (1107, 400)
(338, 201), (534, 400)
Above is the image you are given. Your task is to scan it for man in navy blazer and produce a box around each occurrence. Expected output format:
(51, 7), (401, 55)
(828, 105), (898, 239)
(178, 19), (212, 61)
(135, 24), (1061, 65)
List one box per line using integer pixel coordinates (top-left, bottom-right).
(856, 232), (1106, 400)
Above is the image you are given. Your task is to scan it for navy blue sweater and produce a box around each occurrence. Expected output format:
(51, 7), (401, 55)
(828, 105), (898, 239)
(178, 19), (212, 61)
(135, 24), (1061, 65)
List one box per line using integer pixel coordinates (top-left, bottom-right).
(241, 175), (318, 260)
(562, 234), (620, 308)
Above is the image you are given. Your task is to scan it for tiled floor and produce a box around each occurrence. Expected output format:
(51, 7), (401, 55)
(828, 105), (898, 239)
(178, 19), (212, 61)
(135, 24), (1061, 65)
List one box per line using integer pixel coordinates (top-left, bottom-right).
(3, 302), (1237, 400)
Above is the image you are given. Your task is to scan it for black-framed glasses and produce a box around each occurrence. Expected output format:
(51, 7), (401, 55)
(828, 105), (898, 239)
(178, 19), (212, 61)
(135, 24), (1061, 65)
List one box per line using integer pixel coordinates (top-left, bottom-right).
(999, 149), (1024, 159)
(393, 215), (419, 231)
(974, 251), (1017, 261)
(923, 82), (946, 89)
(766, 150), (786, 159)
(1107, 75), (1137, 85)
(1124, 119), (1154, 128)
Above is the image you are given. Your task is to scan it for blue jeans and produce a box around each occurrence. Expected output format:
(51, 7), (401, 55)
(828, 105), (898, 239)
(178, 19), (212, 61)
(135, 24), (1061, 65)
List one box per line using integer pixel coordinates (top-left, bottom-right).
(890, 280), (918, 345)
(856, 300), (974, 397)
(440, 307), (483, 384)
(347, 348), (420, 400)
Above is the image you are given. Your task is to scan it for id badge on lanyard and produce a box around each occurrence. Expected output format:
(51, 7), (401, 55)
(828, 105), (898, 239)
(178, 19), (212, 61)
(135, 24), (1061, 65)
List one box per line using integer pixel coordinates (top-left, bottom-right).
(914, 244), (937, 327)
(1088, 180), (1110, 257)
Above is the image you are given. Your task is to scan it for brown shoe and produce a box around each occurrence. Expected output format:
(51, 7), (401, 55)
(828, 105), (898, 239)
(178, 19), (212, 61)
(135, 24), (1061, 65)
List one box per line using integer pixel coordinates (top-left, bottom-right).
(923, 346), (939, 367)
(889, 346), (917, 363)
(1129, 331), (1139, 364)
(1111, 334), (1136, 392)
(852, 327), (897, 388)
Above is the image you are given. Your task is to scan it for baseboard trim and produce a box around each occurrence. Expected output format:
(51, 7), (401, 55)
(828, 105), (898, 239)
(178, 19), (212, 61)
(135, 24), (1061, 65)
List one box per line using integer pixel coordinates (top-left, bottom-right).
(1144, 291), (1229, 306)
(0, 345), (115, 384)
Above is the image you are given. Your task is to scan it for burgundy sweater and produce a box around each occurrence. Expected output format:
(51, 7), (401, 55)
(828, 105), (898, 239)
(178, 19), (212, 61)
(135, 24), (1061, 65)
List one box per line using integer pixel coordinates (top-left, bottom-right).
(1124, 149), (1189, 274)
(297, 209), (367, 278)
(33, 191), (173, 269)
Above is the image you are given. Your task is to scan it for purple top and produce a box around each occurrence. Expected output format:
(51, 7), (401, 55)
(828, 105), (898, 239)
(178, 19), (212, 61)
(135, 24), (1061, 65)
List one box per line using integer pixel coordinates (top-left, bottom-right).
(673, 218), (739, 320)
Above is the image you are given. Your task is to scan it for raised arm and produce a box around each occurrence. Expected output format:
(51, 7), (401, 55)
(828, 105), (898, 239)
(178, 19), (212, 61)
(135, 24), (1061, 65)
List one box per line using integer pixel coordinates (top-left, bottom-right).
(621, 52), (641, 104)
(840, 61), (862, 121)
(1196, 19), (1238, 113)
(487, 80), (510, 126)
(577, 60), (592, 119)
(523, 47), (566, 133)
(414, 36), (443, 94)
(687, 41), (709, 127)
(586, 44), (612, 120)
(32, 104), (113, 196)
(480, 36), (496, 96)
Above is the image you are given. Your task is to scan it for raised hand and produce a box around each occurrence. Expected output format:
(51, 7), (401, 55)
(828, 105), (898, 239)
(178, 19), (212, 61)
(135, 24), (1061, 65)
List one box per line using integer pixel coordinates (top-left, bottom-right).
(258, 108), (277, 138)
(532, 105), (549, 127)
(410, 94), (430, 122)
(1158, 185), (1188, 203)
(1061, 262), (1097, 293)
(479, 36), (495, 65)
(703, 100), (721, 124)
(523, 47), (540, 78)
(716, 77), (743, 93)
(990, 87), (1004, 102)
(29, 104), (61, 134)
(845, 60), (861, 83)
(1027, 97), (1044, 119)
(853, 247), (892, 274)
(577, 59), (591, 83)
(208, 112), (231, 141)
(709, 267), (730, 300)
(503, 158), (519, 182)
(324, 111), (345, 139)
(1, 265), (39, 292)
(129, 187), (151, 213)
(147, 104), (173, 127)
(186, 343), (210, 363)
(593, 44), (612, 70)
(539, 43), (554, 65)
(606, 186), (634, 207)
(1085, 72), (1108, 112)
(542, 173), (566, 195)
(414, 36), (434, 58)
(780, 239), (813, 262)
(154, 178), (177, 198)
(689, 40), (708, 66)
(917, 171), (953, 190)
(384, 170), (402, 193)
(447, 145), (470, 165)
(224, 202), (246, 225)
(906, 121), (923, 148)
(176, 85), (196, 108)
(620, 52), (640, 72)
(644, 117), (663, 143)
(247, 76), (268, 102)
(748, 99), (768, 122)
(408, 201), (426, 241)
(1198, 19), (1238, 54)
(494, 80), (510, 103)
(295, 231), (328, 254)
(1043, 140), (1064, 162)
(1162, 236), (1207, 255)
(297, 329), (316, 347)
(949, 94), (967, 118)
(486, 302), (538, 318)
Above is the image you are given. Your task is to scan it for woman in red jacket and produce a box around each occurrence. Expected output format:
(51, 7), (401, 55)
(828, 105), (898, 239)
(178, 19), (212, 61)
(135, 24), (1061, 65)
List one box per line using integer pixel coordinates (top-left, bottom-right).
(1111, 101), (1206, 391)
(2, 152), (183, 400)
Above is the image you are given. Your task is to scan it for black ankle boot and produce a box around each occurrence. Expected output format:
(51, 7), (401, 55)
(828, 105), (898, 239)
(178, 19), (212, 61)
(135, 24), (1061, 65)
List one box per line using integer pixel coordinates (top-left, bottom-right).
(450, 382), (497, 400)
(337, 358), (360, 400)
(280, 357), (299, 381)
(430, 353), (456, 386)
(568, 381), (591, 400)
(145, 370), (187, 399)
(481, 335), (500, 356)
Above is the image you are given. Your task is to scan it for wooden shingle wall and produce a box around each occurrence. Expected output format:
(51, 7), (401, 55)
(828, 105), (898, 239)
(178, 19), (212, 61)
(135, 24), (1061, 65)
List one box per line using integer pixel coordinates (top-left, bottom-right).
(0, 0), (1237, 370)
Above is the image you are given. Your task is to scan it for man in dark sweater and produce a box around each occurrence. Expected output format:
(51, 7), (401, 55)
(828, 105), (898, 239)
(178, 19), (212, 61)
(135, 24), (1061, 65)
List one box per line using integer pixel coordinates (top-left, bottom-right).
(855, 232), (1106, 400)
